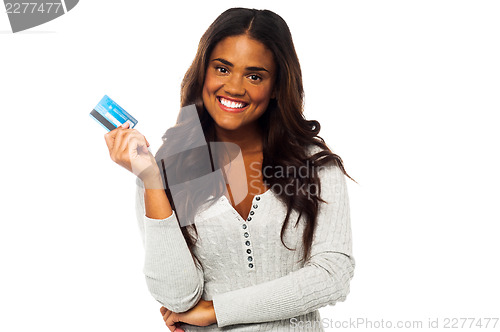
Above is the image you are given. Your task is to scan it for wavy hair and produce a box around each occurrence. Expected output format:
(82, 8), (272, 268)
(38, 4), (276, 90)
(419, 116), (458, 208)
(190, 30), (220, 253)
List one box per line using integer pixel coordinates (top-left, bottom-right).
(155, 7), (355, 265)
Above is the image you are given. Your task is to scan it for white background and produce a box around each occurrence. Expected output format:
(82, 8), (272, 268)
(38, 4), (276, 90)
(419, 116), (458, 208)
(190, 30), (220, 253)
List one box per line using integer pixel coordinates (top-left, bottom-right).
(1, 1), (499, 331)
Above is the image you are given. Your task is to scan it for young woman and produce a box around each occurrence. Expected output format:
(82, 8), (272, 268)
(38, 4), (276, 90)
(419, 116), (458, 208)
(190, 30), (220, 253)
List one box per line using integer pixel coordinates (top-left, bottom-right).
(105, 7), (355, 332)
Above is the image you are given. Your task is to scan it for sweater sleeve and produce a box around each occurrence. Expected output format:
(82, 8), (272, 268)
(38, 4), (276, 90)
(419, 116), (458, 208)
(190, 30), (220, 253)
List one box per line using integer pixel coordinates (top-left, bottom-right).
(135, 178), (204, 313)
(212, 164), (355, 327)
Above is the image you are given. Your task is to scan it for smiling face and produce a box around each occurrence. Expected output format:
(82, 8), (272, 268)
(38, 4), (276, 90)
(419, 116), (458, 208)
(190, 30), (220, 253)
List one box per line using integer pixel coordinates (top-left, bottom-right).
(202, 34), (276, 134)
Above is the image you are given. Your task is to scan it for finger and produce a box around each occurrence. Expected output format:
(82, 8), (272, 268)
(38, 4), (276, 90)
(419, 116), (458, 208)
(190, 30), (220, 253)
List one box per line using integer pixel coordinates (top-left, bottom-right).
(144, 136), (150, 147)
(104, 127), (120, 154)
(117, 129), (135, 154)
(165, 322), (176, 332)
(110, 127), (125, 158)
(119, 130), (143, 156)
(162, 309), (172, 323)
(121, 121), (130, 129)
(113, 128), (134, 161)
(165, 313), (180, 332)
(160, 306), (168, 316)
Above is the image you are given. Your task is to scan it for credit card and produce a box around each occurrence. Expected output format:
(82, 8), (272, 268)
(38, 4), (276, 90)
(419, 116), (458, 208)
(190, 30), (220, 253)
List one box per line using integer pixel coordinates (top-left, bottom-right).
(90, 95), (138, 131)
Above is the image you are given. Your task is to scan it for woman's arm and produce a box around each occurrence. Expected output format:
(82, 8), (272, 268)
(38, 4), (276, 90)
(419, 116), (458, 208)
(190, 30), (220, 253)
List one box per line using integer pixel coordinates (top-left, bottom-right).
(142, 171), (173, 219)
(103, 123), (204, 313)
(136, 177), (204, 313)
(211, 164), (355, 327)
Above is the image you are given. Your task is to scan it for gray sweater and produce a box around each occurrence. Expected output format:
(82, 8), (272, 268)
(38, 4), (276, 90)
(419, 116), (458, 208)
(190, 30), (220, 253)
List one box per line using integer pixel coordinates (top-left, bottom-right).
(135, 147), (355, 331)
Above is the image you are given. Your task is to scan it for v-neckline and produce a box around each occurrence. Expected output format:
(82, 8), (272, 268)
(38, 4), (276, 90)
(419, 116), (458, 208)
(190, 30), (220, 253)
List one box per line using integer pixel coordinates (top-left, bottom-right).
(221, 188), (272, 222)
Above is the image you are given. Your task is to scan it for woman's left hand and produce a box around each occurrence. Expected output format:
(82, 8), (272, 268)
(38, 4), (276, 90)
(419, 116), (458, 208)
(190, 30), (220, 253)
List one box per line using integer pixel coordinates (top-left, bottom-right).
(160, 300), (217, 331)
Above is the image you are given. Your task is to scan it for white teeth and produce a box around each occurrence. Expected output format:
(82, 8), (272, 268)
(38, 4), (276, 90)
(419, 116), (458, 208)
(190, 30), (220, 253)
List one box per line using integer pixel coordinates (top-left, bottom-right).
(220, 97), (246, 109)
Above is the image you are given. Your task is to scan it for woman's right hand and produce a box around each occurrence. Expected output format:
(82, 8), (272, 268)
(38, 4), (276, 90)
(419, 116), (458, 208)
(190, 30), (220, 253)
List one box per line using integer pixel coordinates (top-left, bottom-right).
(104, 122), (161, 186)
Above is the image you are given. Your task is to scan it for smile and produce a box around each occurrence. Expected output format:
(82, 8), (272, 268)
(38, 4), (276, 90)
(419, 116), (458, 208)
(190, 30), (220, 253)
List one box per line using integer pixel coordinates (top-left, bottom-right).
(217, 96), (249, 113)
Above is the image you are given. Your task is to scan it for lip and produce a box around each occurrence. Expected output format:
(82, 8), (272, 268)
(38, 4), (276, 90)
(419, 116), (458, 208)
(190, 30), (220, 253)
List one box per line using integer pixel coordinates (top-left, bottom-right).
(216, 96), (249, 113)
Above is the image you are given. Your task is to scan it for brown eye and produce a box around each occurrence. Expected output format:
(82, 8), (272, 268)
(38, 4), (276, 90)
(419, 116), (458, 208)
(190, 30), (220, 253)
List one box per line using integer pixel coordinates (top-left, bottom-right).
(217, 67), (229, 74)
(248, 74), (262, 82)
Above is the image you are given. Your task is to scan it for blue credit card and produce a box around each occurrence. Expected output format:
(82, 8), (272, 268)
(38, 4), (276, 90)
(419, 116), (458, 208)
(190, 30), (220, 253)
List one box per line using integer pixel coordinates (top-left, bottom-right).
(90, 95), (138, 131)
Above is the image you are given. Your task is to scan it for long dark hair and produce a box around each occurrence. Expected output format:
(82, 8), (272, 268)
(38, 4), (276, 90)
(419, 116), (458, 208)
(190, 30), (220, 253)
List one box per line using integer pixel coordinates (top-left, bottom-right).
(155, 7), (355, 265)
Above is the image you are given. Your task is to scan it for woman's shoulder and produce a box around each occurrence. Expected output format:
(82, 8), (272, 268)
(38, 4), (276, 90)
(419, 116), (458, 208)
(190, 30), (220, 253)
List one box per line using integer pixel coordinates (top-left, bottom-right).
(306, 144), (323, 157)
(305, 143), (344, 177)
(305, 143), (337, 165)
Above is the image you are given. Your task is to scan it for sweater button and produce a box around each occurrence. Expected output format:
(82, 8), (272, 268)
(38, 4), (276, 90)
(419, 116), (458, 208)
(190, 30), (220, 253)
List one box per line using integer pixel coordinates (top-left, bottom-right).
(255, 196), (260, 201)
(250, 211), (255, 215)
(245, 241), (250, 246)
(247, 217), (252, 221)
(253, 204), (258, 209)
(248, 263), (254, 268)
(246, 249), (251, 254)
(244, 232), (249, 238)
(248, 256), (253, 262)
(242, 224), (247, 229)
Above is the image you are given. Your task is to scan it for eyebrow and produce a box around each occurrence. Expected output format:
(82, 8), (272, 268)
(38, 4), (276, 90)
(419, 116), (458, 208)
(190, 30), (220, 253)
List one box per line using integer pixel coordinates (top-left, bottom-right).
(212, 58), (270, 73)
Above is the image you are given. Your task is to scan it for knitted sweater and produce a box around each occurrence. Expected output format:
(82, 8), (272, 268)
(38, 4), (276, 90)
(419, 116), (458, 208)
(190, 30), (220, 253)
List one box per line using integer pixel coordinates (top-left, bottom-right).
(134, 147), (355, 331)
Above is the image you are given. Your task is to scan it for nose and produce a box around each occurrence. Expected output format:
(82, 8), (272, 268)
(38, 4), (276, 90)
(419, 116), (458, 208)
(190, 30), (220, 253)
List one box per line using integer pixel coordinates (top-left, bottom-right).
(224, 75), (245, 96)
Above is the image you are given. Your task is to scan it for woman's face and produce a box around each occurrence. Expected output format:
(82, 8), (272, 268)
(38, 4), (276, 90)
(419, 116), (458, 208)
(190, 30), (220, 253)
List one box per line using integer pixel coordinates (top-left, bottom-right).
(202, 34), (276, 133)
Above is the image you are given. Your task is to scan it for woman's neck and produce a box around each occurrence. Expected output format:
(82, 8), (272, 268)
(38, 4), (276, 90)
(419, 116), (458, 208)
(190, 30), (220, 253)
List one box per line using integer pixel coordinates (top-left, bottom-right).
(214, 123), (263, 155)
